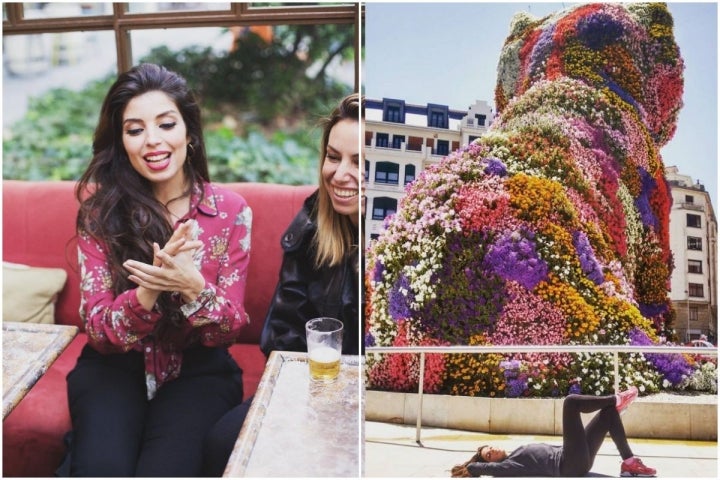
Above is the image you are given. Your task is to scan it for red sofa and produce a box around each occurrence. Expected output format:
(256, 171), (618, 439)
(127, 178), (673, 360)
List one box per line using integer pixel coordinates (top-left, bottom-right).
(2, 179), (316, 477)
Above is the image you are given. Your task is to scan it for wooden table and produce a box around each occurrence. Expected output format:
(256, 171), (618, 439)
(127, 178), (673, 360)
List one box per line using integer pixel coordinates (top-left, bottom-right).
(224, 351), (361, 477)
(2, 322), (79, 419)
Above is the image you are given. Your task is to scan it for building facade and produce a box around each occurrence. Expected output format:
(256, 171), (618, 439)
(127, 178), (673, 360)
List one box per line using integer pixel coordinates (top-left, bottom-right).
(665, 166), (718, 343)
(364, 98), (492, 243)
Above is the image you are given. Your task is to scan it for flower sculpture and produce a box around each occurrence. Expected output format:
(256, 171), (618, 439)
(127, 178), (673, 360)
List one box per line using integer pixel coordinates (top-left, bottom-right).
(366, 3), (712, 397)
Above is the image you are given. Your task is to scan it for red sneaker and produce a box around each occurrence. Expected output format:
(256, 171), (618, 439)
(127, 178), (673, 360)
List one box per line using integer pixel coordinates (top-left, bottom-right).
(616, 386), (639, 413)
(620, 457), (656, 477)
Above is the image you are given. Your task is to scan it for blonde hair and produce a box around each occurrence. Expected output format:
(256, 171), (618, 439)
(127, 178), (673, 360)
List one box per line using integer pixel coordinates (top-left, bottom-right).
(313, 93), (364, 268)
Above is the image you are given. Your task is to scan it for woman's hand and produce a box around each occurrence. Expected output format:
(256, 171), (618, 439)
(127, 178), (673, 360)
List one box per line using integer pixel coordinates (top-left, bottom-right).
(124, 221), (206, 309)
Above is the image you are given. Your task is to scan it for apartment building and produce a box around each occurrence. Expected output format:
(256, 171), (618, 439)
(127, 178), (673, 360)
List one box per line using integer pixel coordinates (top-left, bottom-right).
(364, 97), (492, 242)
(665, 166), (718, 342)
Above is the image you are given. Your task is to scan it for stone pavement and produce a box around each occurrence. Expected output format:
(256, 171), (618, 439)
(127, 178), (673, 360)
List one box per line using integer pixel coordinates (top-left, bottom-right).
(365, 421), (718, 478)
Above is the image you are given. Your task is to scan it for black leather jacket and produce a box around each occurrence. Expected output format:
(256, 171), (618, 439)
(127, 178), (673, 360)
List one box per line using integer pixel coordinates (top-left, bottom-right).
(259, 190), (359, 356)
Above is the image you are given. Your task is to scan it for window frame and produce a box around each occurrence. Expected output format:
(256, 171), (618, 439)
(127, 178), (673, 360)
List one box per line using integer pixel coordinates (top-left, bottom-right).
(374, 161), (399, 185)
(686, 213), (702, 228)
(375, 133), (389, 148)
(436, 139), (449, 156)
(688, 259), (703, 274)
(371, 196), (397, 220)
(688, 283), (704, 298)
(687, 236), (703, 251)
(404, 164), (415, 185)
(2, 2), (361, 90)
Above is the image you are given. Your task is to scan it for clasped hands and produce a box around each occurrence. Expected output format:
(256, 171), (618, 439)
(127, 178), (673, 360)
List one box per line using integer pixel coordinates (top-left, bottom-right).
(123, 221), (206, 310)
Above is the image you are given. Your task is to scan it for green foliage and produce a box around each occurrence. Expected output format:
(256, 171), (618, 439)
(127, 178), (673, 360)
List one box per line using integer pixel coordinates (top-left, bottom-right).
(140, 25), (352, 125)
(205, 126), (319, 184)
(2, 76), (112, 180)
(3, 24), (353, 184)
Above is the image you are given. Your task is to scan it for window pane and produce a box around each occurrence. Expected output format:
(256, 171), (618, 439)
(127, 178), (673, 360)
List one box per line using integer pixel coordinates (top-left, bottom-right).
(687, 214), (702, 228)
(376, 133), (389, 148)
(21, 3), (112, 18)
(689, 260), (703, 274)
(129, 26), (230, 64)
(126, 3), (231, 14)
(687, 236), (703, 250)
(3, 30), (117, 122)
(689, 283), (704, 297)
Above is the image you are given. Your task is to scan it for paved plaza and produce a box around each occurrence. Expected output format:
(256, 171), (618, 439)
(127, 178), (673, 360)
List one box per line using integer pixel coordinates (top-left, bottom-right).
(365, 421), (718, 478)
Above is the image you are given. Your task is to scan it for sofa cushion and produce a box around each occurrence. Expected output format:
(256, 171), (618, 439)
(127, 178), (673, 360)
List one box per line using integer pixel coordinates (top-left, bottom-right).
(3, 262), (68, 324)
(2, 180), (81, 329)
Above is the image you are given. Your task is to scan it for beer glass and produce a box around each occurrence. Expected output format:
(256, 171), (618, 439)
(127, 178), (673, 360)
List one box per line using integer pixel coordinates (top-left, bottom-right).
(305, 317), (343, 382)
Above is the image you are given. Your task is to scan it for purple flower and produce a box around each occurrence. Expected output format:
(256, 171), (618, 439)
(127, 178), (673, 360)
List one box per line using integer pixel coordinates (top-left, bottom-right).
(601, 71), (641, 113)
(388, 273), (414, 321)
(416, 231), (506, 343)
(365, 332), (376, 347)
(577, 11), (625, 50)
(483, 157), (508, 177)
(635, 168), (658, 229)
(529, 25), (556, 78)
(639, 302), (669, 319)
(372, 259), (385, 284)
(500, 359), (522, 379)
(506, 377), (528, 398)
(483, 229), (548, 290)
(569, 383), (582, 395)
(572, 230), (604, 285)
(630, 328), (693, 387)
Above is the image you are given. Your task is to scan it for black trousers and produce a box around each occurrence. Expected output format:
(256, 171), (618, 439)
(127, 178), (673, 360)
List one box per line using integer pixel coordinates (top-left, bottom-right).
(61, 344), (243, 477)
(201, 395), (254, 476)
(559, 394), (634, 477)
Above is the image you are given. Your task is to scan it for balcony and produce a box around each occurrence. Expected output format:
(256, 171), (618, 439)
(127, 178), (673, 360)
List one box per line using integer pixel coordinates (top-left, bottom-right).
(681, 202), (705, 211)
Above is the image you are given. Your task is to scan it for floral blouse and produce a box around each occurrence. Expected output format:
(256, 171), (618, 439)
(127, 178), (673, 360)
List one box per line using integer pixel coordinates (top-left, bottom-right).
(78, 182), (252, 399)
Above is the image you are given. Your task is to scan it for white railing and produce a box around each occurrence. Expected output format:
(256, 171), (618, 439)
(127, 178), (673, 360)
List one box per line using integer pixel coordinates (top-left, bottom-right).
(365, 344), (718, 444)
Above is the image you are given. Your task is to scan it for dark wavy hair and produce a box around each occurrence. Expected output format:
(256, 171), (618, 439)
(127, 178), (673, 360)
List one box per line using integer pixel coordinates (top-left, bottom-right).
(76, 63), (209, 348)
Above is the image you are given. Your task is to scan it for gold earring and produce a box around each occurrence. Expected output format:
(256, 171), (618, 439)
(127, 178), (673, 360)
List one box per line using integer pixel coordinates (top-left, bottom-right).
(187, 143), (196, 158)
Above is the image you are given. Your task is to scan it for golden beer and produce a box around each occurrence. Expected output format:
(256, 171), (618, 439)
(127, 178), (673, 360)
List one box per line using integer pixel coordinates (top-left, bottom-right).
(308, 346), (341, 381)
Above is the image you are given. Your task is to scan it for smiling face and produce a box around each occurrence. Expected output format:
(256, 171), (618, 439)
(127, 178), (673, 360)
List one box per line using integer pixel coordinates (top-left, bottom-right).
(321, 118), (360, 224)
(122, 90), (189, 198)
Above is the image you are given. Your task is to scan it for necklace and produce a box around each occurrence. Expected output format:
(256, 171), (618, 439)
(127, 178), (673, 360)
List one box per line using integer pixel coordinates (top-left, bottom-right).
(164, 191), (191, 223)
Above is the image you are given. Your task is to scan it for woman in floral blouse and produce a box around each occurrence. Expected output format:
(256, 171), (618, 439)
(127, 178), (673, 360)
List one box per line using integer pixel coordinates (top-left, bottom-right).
(59, 63), (252, 476)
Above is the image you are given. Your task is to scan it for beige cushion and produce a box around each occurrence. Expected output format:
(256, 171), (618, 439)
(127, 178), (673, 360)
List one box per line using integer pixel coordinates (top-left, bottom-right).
(2, 262), (67, 324)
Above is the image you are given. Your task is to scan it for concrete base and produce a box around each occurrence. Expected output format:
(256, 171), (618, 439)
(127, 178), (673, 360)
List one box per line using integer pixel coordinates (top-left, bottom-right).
(365, 390), (718, 441)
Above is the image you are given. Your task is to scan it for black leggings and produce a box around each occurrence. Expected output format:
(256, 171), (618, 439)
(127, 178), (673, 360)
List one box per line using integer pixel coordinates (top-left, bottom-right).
(558, 394), (634, 477)
(61, 344), (243, 477)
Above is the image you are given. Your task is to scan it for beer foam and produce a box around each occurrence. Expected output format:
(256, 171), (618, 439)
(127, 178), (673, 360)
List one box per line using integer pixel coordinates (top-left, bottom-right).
(309, 346), (341, 363)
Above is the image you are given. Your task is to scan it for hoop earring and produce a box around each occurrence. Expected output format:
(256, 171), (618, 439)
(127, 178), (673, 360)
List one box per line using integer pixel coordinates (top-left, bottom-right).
(187, 143), (196, 159)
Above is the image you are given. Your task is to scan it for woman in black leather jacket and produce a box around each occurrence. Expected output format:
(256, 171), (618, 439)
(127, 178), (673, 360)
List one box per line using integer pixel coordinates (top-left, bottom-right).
(202, 93), (362, 475)
(259, 187), (359, 355)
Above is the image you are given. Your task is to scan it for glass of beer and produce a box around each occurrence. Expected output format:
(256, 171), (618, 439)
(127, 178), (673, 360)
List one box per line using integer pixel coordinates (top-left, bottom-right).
(305, 317), (343, 382)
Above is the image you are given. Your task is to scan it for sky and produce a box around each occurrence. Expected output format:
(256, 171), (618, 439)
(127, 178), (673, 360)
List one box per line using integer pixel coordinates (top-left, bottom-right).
(363, 1), (718, 204)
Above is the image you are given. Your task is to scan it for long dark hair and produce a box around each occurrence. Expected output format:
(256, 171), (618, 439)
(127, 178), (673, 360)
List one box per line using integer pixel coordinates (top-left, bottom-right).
(76, 63), (210, 349)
